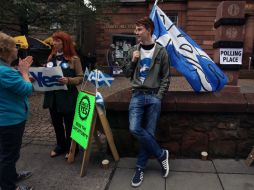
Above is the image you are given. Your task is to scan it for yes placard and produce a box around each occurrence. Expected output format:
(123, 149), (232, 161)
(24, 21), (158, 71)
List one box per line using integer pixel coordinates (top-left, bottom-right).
(29, 67), (67, 91)
(71, 91), (96, 149)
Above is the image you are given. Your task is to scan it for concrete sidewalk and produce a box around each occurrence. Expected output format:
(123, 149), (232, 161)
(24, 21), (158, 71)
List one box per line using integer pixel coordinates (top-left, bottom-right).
(17, 146), (254, 190)
(107, 158), (254, 190)
(17, 143), (115, 190)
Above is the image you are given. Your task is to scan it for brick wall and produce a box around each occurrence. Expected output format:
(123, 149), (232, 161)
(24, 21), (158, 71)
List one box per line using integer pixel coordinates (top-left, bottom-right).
(186, 1), (220, 57)
(95, 0), (253, 69)
(105, 89), (254, 158)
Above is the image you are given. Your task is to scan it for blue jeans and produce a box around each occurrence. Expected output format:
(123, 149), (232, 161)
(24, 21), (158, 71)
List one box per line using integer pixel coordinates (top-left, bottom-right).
(129, 92), (164, 169)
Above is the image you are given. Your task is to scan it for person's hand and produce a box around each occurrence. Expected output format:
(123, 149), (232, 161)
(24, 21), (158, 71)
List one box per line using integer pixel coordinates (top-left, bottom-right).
(18, 56), (33, 75)
(132, 50), (140, 63)
(18, 56), (33, 82)
(58, 77), (69, 85)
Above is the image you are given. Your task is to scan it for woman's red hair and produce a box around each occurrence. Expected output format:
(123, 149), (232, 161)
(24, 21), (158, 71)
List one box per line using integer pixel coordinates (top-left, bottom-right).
(48, 31), (77, 61)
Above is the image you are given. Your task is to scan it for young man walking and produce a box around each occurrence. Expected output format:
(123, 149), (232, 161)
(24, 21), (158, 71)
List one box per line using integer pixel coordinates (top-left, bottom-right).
(123, 17), (170, 187)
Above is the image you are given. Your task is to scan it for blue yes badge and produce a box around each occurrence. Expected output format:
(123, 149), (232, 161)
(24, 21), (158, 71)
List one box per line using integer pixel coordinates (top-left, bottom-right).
(61, 62), (69, 69)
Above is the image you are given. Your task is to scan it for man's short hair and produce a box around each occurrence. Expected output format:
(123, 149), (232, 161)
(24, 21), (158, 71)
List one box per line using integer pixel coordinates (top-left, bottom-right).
(135, 17), (154, 35)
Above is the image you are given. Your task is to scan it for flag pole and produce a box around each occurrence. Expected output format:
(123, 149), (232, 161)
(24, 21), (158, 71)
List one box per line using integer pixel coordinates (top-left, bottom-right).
(150, 0), (160, 18)
(154, 0), (159, 6)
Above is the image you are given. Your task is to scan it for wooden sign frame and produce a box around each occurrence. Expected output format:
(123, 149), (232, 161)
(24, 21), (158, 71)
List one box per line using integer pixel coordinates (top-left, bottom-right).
(245, 146), (254, 167)
(67, 91), (119, 177)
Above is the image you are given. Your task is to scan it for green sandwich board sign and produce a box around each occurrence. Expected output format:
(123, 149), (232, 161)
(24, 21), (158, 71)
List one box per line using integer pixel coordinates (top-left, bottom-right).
(71, 91), (96, 149)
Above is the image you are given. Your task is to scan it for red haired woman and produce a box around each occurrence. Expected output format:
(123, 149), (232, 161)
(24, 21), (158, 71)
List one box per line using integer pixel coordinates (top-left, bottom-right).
(43, 31), (83, 158)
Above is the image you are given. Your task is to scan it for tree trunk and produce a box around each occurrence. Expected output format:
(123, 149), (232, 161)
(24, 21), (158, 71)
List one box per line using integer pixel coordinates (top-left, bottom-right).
(20, 21), (28, 35)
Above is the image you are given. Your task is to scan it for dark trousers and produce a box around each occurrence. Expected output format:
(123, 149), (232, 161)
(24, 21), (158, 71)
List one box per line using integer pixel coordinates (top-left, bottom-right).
(49, 108), (75, 152)
(0, 121), (25, 190)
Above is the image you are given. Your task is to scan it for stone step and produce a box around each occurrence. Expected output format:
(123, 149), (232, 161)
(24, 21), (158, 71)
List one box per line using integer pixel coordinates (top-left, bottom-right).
(239, 69), (254, 79)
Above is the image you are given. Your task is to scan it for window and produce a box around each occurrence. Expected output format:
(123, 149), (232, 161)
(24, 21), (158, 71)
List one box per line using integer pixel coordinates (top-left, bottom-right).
(109, 34), (136, 75)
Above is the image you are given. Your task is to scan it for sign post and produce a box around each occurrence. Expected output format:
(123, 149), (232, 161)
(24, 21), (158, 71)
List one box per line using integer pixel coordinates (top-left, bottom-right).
(96, 105), (120, 162)
(246, 146), (254, 166)
(68, 91), (119, 177)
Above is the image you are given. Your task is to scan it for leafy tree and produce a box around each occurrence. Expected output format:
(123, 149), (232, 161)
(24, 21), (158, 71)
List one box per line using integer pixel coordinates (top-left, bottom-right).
(0, 0), (119, 35)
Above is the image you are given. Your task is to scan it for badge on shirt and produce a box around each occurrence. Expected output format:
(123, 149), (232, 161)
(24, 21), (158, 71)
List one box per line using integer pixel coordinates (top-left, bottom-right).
(60, 62), (70, 69)
(46, 62), (54, 68)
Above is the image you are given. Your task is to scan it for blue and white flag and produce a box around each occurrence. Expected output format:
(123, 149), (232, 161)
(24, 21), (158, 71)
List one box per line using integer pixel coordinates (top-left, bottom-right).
(84, 69), (114, 88)
(96, 91), (105, 106)
(150, 5), (228, 92)
(84, 67), (90, 79)
(96, 91), (106, 113)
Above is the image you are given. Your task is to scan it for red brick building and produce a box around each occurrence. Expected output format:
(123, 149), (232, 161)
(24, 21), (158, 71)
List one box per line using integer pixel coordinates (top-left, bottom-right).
(94, 0), (254, 71)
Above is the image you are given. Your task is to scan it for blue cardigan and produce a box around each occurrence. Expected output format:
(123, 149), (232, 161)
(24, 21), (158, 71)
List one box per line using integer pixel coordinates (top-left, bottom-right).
(0, 60), (33, 126)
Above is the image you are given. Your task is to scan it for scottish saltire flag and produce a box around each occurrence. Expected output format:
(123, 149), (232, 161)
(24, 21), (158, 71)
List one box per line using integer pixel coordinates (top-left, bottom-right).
(84, 69), (114, 88)
(84, 67), (90, 79)
(150, 5), (228, 92)
(96, 91), (105, 107)
(96, 92), (104, 104)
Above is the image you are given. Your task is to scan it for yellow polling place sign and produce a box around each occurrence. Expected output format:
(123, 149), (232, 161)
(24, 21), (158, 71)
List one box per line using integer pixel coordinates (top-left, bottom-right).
(71, 91), (96, 149)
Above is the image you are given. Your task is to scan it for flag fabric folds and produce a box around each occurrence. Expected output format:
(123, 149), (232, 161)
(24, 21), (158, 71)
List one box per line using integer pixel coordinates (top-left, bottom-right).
(84, 67), (90, 80)
(150, 5), (228, 92)
(96, 91), (106, 114)
(96, 92), (104, 105)
(96, 91), (105, 109)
